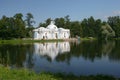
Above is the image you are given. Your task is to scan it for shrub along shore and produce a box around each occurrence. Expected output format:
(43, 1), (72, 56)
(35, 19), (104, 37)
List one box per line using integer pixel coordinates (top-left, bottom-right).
(0, 66), (119, 80)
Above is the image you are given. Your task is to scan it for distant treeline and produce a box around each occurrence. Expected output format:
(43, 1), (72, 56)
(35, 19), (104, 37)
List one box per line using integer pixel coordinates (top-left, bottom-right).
(0, 13), (35, 39)
(0, 13), (120, 40)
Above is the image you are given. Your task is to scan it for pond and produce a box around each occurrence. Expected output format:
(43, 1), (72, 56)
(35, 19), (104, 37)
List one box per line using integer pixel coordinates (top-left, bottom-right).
(0, 40), (120, 78)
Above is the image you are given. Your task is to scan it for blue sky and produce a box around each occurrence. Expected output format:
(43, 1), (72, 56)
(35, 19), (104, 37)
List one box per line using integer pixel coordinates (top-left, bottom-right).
(0, 0), (120, 27)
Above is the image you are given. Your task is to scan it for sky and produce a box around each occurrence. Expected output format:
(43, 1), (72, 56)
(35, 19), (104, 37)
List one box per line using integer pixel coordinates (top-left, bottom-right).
(0, 0), (120, 27)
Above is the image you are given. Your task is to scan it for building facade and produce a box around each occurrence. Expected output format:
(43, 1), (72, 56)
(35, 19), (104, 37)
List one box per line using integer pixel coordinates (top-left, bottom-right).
(33, 21), (70, 40)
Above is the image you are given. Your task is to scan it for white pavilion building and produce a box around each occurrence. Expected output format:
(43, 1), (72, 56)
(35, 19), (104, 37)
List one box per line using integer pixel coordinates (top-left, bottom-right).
(33, 21), (70, 40)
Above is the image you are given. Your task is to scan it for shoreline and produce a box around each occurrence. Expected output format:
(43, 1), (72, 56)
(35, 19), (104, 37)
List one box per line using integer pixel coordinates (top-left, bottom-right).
(0, 66), (119, 80)
(0, 37), (97, 44)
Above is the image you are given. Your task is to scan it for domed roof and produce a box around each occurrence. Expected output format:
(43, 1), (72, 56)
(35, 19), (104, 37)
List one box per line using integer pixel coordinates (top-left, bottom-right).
(46, 21), (58, 30)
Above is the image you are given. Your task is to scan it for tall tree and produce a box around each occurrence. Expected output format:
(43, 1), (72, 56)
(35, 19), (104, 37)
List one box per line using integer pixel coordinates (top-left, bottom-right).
(107, 16), (120, 38)
(45, 18), (52, 26)
(55, 17), (65, 28)
(100, 24), (115, 40)
(13, 13), (26, 38)
(64, 15), (71, 29)
(81, 18), (89, 37)
(25, 13), (35, 28)
(69, 21), (81, 37)
(95, 19), (102, 38)
(0, 16), (9, 39)
(25, 13), (35, 38)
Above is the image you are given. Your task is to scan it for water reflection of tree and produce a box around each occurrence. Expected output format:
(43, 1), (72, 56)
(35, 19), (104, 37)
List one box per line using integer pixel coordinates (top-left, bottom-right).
(109, 40), (120, 61)
(55, 41), (102, 63)
(79, 41), (103, 62)
(25, 44), (34, 68)
(100, 40), (120, 62)
(56, 52), (71, 65)
(0, 44), (34, 68)
(0, 41), (120, 68)
(54, 40), (120, 63)
(101, 41), (115, 55)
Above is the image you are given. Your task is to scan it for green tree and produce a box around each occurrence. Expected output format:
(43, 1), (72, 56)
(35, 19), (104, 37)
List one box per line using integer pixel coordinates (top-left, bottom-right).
(25, 13), (35, 38)
(81, 18), (89, 37)
(25, 13), (35, 28)
(13, 13), (26, 38)
(39, 23), (47, 28)
(81, 17), (103, 38)
(0, 16), (9, 39)
(55, 17), (65, 28)
(45, 18), (52, 26)
(100, 24), (115, 40)
(64, 15), (71, 29)
(95, 19), (102, 38)
(107, 16), (120, 38)
(69, 21), (81, 37)
(6, 17), (15, 39)
(87, 16), (95, 37)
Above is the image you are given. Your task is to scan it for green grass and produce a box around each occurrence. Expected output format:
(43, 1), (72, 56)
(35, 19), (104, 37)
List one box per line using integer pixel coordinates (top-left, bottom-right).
(114, 38), (120, 40)
(0, 66), (119, 80)
(0, 39), (64, 44)
(0, 37), (98, 44)
(80, 37), (97, 41)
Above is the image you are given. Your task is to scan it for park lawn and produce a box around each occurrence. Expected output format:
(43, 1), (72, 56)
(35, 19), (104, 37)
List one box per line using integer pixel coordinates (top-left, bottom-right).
(0, 39), (64, 44)
(0, 37), (98, 44)
(0, 66), (118, 80)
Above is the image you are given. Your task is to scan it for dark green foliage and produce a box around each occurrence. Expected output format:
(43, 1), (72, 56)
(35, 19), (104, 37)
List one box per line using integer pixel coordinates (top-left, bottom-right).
(0, 13), (35, 39)
(0, 13), (120, 40)
(81, 17), (102, 38)
(25, 13), (35, 38)
(100, 24), (115, 40)
(69, 21), (81, 37)
(108, 16), (120, 38)
(39, 18), (52, 27)
(13, 13), (26, 38)
(25, 13), (35, 28)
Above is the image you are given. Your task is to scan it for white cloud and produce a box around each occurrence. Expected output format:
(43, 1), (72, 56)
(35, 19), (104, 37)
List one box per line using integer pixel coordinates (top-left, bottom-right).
(113, 10), (120, 15)
(101, 10), (120, 20)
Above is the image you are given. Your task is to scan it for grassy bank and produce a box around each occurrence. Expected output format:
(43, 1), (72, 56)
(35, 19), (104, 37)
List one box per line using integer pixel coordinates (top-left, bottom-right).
(0, 37), (98, 44)
(0, 66), (119, 80)
(113, 38), (120, 40)
(0, 39), (64, 44)
(80, 37), (97, 41)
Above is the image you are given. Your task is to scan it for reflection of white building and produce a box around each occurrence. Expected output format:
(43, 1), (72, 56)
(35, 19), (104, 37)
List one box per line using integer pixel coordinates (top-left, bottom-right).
(33, 21), (70, 40)
(34, 42), (70, 60)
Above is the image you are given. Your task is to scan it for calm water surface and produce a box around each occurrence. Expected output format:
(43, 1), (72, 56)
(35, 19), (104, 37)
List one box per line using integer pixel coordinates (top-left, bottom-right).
(0, 40), (120, 77)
